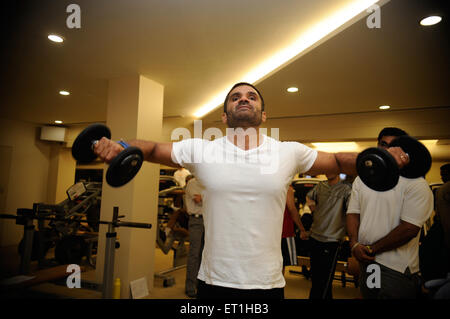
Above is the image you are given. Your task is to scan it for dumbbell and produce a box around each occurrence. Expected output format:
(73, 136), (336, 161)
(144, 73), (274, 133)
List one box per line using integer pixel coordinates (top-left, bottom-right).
(71, 124), (143, 187)
(356, 135), (432, 191)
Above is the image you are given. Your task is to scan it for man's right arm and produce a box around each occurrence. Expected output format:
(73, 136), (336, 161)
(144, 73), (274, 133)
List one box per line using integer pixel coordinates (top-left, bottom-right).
(346, 181), (375, 262)
(347, 213), (375, 262)
(94, 137), (180, 168)
(346, 213), (360, 249)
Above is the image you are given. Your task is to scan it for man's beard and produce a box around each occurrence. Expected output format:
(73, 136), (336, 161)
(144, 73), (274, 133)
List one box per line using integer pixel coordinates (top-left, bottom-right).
(226, 106), (263, 129)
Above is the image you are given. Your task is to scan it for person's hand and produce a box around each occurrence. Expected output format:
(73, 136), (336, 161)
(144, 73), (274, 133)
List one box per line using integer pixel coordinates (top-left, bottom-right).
(193, 194), (202, 204)
(299, 230), (309, 240)
(387, 146), (410, 169)
(352, 243), (375, 263)
(93, 137), (124, 163)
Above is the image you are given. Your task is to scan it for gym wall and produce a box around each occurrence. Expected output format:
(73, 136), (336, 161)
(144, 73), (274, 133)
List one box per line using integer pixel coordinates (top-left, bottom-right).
(427, 161), (447, 185)
(0, 118), (53, 246)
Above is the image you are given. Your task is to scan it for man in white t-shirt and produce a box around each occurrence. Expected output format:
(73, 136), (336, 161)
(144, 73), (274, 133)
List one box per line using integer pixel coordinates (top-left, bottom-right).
(346, 127), (433, 299)
(93, 83), (409, 299)
(184, 175), (205, 298)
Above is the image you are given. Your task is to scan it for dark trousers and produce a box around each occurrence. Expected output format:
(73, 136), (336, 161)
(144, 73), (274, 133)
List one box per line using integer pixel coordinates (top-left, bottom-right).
(309, 237), (339, 299)
(185, 216), (204, 294)
(197, 280), (284, 299)
(359, 261), (421, 299)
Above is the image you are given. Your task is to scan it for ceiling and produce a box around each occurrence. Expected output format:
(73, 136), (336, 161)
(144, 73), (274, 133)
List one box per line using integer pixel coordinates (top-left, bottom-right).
(1, 0), (449, 159)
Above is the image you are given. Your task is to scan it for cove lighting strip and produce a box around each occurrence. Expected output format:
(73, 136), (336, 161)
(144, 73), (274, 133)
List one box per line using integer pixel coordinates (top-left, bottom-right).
(193, 0), (380, 118)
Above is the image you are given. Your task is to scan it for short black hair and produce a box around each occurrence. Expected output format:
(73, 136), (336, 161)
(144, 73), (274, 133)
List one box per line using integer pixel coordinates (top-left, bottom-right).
(441, 164), (450, 183)
(223, 82), (265, 113)
(377, 127), (408, 143)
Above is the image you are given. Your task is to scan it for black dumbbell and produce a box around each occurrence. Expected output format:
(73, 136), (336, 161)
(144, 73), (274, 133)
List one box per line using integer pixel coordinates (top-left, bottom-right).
(72, 124), (144, 187)
(356, 135), (432, 191)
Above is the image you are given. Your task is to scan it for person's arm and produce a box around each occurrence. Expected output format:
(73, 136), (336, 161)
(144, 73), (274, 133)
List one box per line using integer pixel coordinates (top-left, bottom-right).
(306, 151), (357, 177)
(347, 213), (375, 263)
(166, 210), (180, 230)
(94, 137), (180, 168)
(305, 196), (316, 213)
(286, 187), (307, 239)
(346, 213), (361, 251)
(346, 181), (374, 263)
(305, 185), (318, 213)
(370, 179), (433, 255)
(306, 148), (410, 177)
(369, 220), (420, 255)
(167, 209), (189, 237)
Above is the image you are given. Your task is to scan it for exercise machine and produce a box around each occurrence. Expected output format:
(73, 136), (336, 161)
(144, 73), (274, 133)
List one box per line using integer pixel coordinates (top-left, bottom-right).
(0, 206), (152, 299)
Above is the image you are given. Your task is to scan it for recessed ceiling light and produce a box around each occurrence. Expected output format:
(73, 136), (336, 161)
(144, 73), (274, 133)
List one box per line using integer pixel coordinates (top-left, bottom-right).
(420, 16), (442, 26)
(48, 34), (64, 43)
(54, 120), (63, 124)
(379, 105), (390, 110)
(287, 87), (299, 93)
(59, 90), (70, 96)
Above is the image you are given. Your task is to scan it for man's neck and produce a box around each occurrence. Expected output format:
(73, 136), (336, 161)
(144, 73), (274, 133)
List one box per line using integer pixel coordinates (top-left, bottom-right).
(226, 127), (264, 150)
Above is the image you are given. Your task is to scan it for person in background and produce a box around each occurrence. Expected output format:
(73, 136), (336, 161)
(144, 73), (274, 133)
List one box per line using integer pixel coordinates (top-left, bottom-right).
(306, 173), (352, 299)
(436, 163), (450, 252)
(174, 167), (191, 188)
(184, 175), (205, 298)
(347, 127), (433, 299)
(156, 207), (189, 255)
(282, 185), (308, 276)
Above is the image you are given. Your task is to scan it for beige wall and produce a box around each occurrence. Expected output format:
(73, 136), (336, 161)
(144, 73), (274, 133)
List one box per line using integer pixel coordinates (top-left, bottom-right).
(47, 146), (77, 204)
(0, 120), (81, 246)
(426, 161), (447, 185)
(0, 119), (52, 246)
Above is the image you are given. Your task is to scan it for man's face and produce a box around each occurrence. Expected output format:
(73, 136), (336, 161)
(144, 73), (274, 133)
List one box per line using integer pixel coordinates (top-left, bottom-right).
(222, 85), (266, 128)
(377, 135), (397, 150)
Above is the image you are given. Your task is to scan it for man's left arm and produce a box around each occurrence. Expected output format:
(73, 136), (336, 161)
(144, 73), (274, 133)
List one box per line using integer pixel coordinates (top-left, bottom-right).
(306, 152), (357, 177)
(370, 221), (420, 255)
(305, 148), (411, 177)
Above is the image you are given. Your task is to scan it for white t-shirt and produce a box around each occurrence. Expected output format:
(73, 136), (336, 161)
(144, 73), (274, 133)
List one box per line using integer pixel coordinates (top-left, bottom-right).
(171, 135), (317, 289)
(184, 178), (204, 216)
(347, 176), (433, 274)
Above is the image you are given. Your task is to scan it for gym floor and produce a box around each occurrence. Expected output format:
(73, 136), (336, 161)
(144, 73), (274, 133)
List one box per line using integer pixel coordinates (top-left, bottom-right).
(0, 245), (361, 299)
